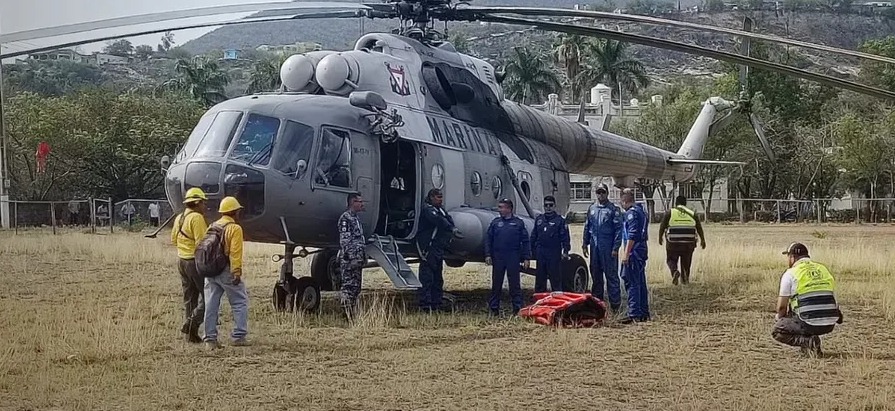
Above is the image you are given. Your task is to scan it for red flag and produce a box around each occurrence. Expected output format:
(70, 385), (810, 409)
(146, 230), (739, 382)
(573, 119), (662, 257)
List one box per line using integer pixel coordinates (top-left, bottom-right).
(36, 141), (51, 174)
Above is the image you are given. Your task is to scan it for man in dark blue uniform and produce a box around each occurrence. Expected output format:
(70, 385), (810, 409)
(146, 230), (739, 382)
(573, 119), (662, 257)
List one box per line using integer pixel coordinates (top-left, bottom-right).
(583, 183), (623, 311)
(530, 195), (570, 292)
(485, 198), (531, 316)
(415, 188), (462, 312)
(620, 188), (651, 323)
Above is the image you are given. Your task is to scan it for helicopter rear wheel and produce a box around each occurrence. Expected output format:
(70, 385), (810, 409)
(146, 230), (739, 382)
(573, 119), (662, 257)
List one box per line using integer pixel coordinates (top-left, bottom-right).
(311, 249), (342, 291)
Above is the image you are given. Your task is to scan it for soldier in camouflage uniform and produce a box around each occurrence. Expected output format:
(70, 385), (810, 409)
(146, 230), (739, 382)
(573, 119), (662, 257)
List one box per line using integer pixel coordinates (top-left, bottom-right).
(339, 193), (367, 320)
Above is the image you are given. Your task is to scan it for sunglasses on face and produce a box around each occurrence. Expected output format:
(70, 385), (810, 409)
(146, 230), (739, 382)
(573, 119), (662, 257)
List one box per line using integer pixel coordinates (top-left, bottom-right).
(544, 203), (555, 207)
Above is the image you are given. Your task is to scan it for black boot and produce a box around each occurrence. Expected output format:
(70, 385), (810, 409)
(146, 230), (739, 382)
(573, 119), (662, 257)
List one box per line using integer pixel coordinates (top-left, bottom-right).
(672, 270), (680, 285)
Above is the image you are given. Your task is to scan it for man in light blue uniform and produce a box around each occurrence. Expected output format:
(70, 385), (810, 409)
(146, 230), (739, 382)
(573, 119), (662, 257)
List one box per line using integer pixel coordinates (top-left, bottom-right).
(582, 183), (623, 311)
(620, 188), (650, 324)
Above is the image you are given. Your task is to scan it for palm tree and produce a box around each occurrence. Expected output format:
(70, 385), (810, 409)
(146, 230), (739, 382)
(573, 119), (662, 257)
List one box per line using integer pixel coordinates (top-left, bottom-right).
(552, 34), (587, 103)
(163, 56), (230, 107)
(578, 39), (650, 103)
(502, 47), (561, 105)
(245, 54), (288, 94)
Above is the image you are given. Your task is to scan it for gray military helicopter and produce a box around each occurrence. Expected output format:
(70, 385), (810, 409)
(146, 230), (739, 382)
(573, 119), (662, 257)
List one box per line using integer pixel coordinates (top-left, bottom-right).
(6, 0), (895, 312)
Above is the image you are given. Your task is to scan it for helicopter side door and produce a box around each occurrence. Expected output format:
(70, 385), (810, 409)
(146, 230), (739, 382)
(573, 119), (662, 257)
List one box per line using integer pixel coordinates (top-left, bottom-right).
(308, 126), (379, 244)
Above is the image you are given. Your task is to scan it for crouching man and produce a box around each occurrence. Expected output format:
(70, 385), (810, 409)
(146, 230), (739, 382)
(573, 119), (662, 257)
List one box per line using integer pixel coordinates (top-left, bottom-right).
(773, 242), (843, 357)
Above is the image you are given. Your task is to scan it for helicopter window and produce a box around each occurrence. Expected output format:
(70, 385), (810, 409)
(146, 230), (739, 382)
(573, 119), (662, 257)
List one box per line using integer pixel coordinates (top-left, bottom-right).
(492, 176), (502, 199)
(177, 112), (215, 161)
(314, 128), (352, 188)
(471, 171), (482, 196)
(229, 113), (281, 166)
(192, 111), (243, 159)
(431, 164), (445, 189)
(271, 120), (315, 175)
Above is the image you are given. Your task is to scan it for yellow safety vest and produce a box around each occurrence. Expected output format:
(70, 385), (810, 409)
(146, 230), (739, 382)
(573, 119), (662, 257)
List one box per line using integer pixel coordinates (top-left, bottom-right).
(789, 260), (840, 327)
(666, 206), (697, 244)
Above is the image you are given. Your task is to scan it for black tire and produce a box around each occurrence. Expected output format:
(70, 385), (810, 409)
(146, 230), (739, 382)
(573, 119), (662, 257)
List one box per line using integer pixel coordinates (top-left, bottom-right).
(292, 276), (321, 313)
(445, 259), (465, 268)
(563, 254), (589, 293)
(311, 249), (341, 291)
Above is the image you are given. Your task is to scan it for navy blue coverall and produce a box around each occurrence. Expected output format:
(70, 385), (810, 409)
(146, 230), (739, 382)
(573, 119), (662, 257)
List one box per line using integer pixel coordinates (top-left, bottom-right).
(530, 211), (570, 292)
(485, 215), (530, 314)
(583, 201), (623, 309)
(622, 203), (650, 321)
(415, 202), (455, 310)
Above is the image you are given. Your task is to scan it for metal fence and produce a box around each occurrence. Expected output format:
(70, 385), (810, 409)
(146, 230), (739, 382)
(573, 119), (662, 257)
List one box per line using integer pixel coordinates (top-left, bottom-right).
(569, 197), (895, 224)
(4, 198), (173, 234)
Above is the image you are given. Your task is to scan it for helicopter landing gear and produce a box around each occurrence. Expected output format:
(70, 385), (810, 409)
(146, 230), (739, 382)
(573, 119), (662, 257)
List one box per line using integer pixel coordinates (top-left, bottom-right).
(271, 242), (320, 313)
(311, 248), (342, 291)
(562, 254), (589, 294)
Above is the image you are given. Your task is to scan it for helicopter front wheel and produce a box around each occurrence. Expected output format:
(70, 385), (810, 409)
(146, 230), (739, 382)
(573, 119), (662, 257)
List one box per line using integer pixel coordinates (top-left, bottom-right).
(272, 276), (320, 313)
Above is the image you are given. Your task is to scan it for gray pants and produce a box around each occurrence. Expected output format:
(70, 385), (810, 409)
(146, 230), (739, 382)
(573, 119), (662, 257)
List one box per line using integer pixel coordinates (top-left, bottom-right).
(204, 267), (249, 342)
(178, 258), (204, 333)
(772, 316), (834, 348)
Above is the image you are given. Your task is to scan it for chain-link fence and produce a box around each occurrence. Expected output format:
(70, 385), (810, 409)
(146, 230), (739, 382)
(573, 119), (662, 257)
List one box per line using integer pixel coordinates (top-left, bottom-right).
(569, 197), (895, 224)
(5, 198), (172, 234)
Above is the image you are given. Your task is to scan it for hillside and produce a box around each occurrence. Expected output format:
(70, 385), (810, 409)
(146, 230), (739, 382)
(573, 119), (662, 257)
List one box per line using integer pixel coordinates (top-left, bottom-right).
(180, 2), (895, 85)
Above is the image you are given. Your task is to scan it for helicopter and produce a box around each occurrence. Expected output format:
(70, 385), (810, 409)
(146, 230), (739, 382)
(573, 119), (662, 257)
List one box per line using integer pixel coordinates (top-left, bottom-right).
(6, 0), (895, 313)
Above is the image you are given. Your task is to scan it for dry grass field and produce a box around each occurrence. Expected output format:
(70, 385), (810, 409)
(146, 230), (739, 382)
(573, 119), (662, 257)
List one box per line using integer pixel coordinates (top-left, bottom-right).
(1, 223), (894, 410)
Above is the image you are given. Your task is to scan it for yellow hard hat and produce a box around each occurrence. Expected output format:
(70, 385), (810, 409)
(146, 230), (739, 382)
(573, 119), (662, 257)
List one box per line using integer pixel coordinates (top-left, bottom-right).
(219, 196), (243, 214)
(183, 187), (208, 204)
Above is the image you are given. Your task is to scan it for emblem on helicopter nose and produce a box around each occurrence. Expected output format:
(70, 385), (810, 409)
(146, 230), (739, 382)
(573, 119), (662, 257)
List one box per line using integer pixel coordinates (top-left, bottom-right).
(385, 62), (411, 96)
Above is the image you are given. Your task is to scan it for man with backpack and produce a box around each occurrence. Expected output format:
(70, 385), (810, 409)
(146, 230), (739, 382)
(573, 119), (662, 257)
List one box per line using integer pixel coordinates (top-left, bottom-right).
(197, 196), (249, 349)
(170, 187), (208, 343)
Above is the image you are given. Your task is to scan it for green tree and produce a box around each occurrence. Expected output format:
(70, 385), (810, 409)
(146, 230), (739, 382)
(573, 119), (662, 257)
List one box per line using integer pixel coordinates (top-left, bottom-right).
(552, 34), (586, 103)
(4, 59), (104, 96)
(158, 31), (176, 53)
(501, 47), (561, 105)
(4, 90), (205, 200)
(704, 0), (726, 11)
(135, 45), (154, 61)
(449, 31), (471, 54)
(163, 56), (230, 107)
(859, 36), (895, 92)
(245, 53), (288, 94)
(103, 39), (134, 57)
(578, 39), (650, 103)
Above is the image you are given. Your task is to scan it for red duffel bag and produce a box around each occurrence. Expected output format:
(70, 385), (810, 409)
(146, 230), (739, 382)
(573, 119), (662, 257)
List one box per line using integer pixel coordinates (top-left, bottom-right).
(519, 292), (608, 328)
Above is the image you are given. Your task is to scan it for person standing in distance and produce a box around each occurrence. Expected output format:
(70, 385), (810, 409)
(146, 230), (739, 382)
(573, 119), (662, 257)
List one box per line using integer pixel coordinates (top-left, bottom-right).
(530, 195), (570, 292)
(170, 187), (208, 343)
(773, 242), (842, 357)
(484, 198), (531, 316)
(658, 195), (706, 285)
(620, 188), (650, 324)
(415, 188), (463, 312)
(203, 196), (249, 349)
(582, 183), (623, 311)
(339, 193), (367, 322)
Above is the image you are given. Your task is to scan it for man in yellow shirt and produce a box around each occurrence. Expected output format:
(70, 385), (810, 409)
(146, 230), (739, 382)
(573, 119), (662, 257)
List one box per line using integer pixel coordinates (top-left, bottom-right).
(170, 187), (208, 343)
(203, 196), (249, 349)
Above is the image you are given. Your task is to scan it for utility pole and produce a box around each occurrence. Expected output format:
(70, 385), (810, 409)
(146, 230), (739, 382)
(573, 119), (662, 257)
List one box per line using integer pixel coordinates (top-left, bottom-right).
(0, 27), (10, 229)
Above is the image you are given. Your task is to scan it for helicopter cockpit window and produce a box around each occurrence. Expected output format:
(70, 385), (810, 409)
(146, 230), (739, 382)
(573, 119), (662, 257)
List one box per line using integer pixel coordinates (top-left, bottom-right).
(271, 120), (314, 175)
(192, 111), (243, 159)
(228, 113), (281, 167)
(314, 128), (352, 188)
(177, 112), (215, 161)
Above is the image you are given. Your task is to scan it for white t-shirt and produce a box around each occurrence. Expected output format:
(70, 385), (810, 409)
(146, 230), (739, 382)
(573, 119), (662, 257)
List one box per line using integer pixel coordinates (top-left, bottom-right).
(778, 257), (811, 297)
(148, 203), (160, 218)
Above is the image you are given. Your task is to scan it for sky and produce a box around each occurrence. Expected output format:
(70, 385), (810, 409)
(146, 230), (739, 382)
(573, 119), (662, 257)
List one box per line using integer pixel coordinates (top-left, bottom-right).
(0, 0), (277, 56)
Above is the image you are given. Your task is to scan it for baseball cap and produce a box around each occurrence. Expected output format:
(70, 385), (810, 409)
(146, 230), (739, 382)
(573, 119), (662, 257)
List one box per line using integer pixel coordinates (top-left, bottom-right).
(596, 183), (609, 193)
(782, 242), (809, 257)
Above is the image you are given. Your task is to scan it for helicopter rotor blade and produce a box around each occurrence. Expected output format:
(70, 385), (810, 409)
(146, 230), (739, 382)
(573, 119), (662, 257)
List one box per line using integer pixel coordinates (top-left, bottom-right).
(749, 112), (777, 163)
(455, 6), (895, 66)
(0, 1), (372, 44)
(738, 16), (752, 96)
(466, 15), (895, 101)
(0, 11), (366, 60)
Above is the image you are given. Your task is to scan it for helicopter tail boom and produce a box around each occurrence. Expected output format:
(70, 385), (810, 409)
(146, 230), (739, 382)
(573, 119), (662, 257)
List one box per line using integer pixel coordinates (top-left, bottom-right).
(676, 97), (736, 160)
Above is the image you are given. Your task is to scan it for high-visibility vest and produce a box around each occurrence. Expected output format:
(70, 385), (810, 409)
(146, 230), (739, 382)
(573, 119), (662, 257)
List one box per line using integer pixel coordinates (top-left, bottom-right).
(789, 260), (840, 327)
(666, 206), (697, 244)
